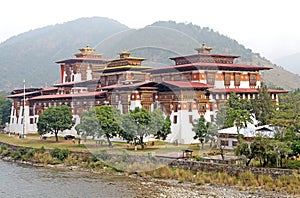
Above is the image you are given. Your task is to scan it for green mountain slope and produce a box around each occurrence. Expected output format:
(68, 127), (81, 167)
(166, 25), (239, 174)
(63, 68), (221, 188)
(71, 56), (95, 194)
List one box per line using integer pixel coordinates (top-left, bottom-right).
(0, 17), (129, 90)
(274, 53), (300, 75)
(0, 18), (299, 91)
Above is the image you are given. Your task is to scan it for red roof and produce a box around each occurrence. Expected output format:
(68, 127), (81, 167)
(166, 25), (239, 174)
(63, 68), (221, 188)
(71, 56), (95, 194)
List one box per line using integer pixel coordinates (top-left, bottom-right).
(7, 87), (58, 98)
(162, 81), (212, 89)
(146, 62), (272, 74)
(29, 91), (107, 100)
(41, 87), (58, 92)
(56, 57), (107, 64)
(54, 79), (99, 87)
(170, 53), (240, 60)
(209, 88), (288, 94)
(99, 81), (154, 90)
(7, 91), (40, 98)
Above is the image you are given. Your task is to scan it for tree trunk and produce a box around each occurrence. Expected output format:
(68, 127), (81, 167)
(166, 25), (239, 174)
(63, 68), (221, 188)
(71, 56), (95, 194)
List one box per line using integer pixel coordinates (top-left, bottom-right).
(55, 131), (59, 142)
(220, 147), (225, 161)
(140, 136), (145, 150)
(246, 158), (252, 166)
(106, 134), (113, 148)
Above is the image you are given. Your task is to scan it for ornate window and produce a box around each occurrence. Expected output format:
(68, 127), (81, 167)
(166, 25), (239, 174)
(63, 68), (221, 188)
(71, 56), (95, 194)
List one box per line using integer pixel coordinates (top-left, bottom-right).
(188, 102), (192, 112)
(173, 115), (177, 124)
(224, 73), (231, 87)
(164, 75), (171, 81)
(206, 73), (215, 85)
(155, 76), (162, 82)
(173, 74), (181, 81)
(234, 73), (241, 87)
(198, 103), (206, 113)
(249, 74), (257, 86)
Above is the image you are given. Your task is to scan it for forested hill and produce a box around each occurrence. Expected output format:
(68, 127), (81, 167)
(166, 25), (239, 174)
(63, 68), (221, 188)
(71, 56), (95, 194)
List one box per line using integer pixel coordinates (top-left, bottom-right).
(0, 17), (129, 91)
(0, 17), (299, 91)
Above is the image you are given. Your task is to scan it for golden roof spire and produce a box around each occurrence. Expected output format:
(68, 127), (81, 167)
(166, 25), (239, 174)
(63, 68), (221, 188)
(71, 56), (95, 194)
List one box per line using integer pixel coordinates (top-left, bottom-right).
(75, 45), (102, 58)
(195, 42), (213, 54)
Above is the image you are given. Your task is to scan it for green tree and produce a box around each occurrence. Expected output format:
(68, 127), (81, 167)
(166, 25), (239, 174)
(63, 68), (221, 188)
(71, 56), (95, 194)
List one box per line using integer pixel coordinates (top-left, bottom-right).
(251, 83), (274, 125)
(235, 141), (254, 166)
(291, 141), (300, 157)
(94, 105), (122, 147)
(216, 93), (252, 130)
(0, 92), (11, 127)
(75, 108), (100, 141)
(37, 105), (75, 142)
(154, 115), (171, 140)
(250, 135), (268, 167)
(216, 93), (253, 142)
(76, 105), (121, 147)
(192, 117), (217, 149)
(215, 105), (235, 129)
(192, 117), (207, 149)
(206, 124), (218, 148)
(268, 140), (292, 168)
(271, 91), (300, 130)
(233, 109), (253, 142)
(121, 107), (151, 149)
(120, 107), (167, 149)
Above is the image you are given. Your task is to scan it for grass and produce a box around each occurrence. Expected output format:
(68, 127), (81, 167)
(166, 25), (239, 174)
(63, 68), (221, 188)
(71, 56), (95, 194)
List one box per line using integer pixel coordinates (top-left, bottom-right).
(143, 167), (300, 194)
(0, 133), (233, 164)
(0, 133), (88, 152)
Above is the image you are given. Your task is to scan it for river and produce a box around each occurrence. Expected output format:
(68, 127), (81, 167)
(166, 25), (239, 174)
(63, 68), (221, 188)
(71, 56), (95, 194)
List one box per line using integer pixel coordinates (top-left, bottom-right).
(0, 159), (144, 198)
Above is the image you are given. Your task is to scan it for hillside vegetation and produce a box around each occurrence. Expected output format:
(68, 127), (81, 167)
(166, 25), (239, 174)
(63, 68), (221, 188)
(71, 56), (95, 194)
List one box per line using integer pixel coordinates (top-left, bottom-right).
(0, 17), (299, 91)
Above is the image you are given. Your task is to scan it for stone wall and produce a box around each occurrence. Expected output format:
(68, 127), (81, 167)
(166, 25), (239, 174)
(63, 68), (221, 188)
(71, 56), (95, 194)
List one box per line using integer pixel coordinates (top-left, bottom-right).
(168, 160), (297, 178)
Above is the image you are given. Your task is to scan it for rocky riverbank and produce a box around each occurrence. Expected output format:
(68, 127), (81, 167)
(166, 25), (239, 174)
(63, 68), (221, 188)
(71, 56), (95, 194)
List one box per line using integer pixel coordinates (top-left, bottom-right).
(128, 176), (300, 198)
(1, 140), (300, 198)
(1, 155), (300, 198)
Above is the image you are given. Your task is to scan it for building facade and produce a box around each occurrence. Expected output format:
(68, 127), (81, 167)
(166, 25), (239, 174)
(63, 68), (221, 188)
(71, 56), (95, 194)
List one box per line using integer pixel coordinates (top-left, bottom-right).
(7, 44), (286, 144)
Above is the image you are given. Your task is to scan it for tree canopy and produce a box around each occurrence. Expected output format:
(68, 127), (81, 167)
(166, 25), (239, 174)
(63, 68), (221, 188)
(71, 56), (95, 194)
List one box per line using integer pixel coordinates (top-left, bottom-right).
(37, 105), (75, 142)
(76, 105), (121, 147)
(0, 92), (11, 128)
(251, 83), (274, 126)
(236, 136), (292, 168)
(120, 107), (170, 149)
(75, 108), (100, 140)
(192, 117), (218, 149)
(216, 93), (253, 135)
(271, 91), (300, 130)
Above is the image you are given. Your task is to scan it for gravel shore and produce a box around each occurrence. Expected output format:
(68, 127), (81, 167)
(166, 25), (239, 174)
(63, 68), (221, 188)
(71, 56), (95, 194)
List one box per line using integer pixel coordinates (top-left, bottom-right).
(129, 176), (300, 198)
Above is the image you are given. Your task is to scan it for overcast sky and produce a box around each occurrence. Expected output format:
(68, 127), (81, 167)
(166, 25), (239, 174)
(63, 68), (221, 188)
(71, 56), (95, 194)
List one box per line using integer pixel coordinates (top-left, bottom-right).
(1, 0), (299, 61)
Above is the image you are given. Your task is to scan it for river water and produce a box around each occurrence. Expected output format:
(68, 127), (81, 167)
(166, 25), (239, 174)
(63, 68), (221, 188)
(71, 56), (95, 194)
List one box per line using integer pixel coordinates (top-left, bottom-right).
(0, 159), (142, 198)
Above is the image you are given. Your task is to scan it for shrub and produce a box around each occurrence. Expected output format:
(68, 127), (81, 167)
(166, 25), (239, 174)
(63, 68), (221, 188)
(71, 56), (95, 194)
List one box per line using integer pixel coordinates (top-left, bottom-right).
(97, 150), (109, 161)
(51, 148), (70, 161)
(89, 155), (98, 163)
(194, 155), (202, 161)
(178, 177), (185, 183)
(12, 152), (22, 160)
(26, 149), (37, 159)
(155, 166), (174, 179)
(286, 160), (300, 169)
(18, 147), (27, 155)
(1, 147), (12, 157)
(41, 152), (60, 165)
(64, 154), (79, 166)
(0, 145), (8, 153)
